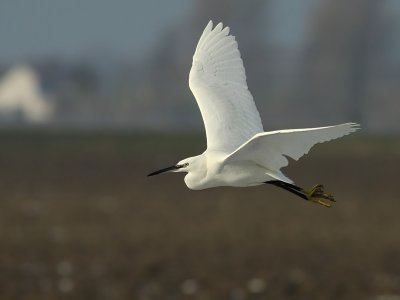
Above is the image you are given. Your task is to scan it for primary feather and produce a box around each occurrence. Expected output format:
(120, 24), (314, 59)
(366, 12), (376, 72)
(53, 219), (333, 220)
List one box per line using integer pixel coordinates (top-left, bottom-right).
(225, 123), (360, 174)
(189, 21), (263, 153)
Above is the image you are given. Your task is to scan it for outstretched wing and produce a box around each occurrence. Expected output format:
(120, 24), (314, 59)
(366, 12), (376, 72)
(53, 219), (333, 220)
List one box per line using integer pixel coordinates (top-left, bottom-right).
(225, 123), (360, 170)
(189, 21), (263, 153)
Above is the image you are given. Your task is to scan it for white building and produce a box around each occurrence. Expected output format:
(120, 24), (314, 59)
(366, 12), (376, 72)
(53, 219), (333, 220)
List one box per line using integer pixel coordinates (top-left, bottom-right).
(0, 65), (53, 123)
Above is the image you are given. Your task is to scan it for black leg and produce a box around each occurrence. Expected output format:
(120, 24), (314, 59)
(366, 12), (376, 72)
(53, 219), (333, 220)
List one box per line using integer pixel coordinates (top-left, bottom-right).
(266, 180), (308, 200)
(267, 180), (335, 207)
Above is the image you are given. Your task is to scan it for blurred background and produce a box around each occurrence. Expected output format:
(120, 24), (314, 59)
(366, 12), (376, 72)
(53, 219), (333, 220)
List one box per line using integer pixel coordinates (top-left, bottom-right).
(0, 0), (399, 299)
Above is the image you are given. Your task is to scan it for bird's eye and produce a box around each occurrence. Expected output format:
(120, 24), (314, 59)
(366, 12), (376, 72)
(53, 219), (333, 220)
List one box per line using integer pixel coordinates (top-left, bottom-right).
(183, 163), (189, 167)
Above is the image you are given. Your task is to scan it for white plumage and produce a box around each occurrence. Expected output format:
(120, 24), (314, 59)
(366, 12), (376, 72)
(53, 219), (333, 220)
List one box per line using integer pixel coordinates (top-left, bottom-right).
(189, 21), (263, 152)
(225, 123), (358, 181)
(149, 21), (360, 207)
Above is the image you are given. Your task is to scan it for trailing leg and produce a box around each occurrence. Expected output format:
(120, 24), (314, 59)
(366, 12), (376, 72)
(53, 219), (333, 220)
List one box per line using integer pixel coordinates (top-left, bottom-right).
(266, 180), (335, 208)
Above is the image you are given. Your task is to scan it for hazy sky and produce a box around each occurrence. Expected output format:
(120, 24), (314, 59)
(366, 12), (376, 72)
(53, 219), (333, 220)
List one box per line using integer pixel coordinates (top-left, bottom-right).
(0, 0), (193, 63)
(0, 0), (320, 65)
(0, 0), (330, 67)
(2, 0), (400, 66)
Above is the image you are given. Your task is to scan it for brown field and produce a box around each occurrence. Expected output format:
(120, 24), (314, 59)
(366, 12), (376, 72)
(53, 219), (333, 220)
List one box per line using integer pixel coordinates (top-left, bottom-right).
(0, 131), (399, 300)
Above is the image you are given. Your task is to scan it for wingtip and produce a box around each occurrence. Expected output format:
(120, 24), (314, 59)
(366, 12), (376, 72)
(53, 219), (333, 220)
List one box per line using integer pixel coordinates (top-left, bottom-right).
(207, 20), (227, 32)
(215, 22), (223, 31)
(341, 122), (361, 135)
(339, 122), (361, 130)
(349, 122), (361, 131)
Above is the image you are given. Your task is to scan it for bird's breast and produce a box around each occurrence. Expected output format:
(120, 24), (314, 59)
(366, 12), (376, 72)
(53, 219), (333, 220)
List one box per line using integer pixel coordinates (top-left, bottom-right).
(213, 162), (269, 187)
(185, 162), (268, 190)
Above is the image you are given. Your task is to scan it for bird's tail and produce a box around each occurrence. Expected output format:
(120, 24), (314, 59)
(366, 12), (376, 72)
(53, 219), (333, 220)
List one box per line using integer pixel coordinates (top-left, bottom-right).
(265, 170), (294, 184)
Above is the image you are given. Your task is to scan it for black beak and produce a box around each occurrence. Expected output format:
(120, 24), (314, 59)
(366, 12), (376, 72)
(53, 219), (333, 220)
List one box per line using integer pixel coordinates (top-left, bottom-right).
(147, 164), (183, 177)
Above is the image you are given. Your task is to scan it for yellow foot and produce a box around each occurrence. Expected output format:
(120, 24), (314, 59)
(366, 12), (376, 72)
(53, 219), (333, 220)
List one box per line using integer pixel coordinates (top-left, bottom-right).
(303, 184), (335, 208)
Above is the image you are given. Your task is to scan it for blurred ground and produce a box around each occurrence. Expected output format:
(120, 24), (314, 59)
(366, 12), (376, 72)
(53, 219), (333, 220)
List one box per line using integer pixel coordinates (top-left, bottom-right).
(0, 131), (399, 300)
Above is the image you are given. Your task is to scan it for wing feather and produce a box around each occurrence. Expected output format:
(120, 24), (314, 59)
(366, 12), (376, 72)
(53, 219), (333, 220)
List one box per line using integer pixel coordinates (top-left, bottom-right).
(225, 123), (360, 171)
(189, 21), (263, 152)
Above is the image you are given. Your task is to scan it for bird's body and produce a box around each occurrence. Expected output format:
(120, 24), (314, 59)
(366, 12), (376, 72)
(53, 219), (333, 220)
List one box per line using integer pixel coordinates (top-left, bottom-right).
(182, 151), (270, 190)
(149, 21), (360, 207)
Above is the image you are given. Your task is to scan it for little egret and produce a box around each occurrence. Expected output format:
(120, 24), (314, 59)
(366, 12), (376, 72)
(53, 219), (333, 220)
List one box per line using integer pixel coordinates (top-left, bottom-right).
(148, 21), (360, 207)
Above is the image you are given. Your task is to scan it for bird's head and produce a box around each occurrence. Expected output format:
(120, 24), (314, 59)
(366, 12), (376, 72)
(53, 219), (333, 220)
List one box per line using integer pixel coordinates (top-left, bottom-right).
(148, 155), (207, 190)
(147, 157), (193, 177)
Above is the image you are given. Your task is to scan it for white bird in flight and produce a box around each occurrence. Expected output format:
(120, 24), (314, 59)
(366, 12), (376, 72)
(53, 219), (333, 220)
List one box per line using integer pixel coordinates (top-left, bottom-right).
(148, 21), (359, 207)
